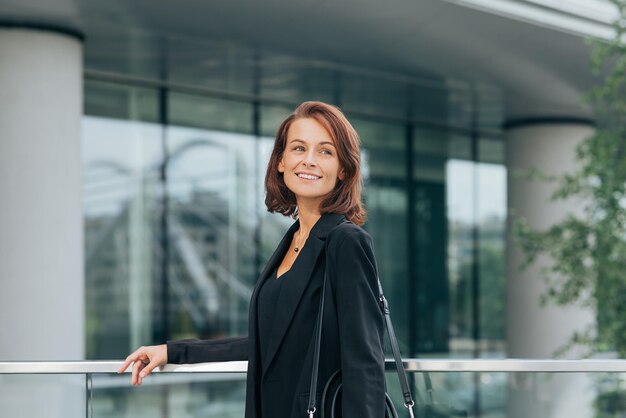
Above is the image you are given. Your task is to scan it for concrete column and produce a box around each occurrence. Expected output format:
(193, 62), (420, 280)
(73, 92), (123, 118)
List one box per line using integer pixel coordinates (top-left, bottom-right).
(0, 26), (84, 417)
(506, 120), (595, 418)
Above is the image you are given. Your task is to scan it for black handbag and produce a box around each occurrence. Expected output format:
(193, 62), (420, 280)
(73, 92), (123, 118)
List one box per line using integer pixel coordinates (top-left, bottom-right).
(305, 240), (416, 418)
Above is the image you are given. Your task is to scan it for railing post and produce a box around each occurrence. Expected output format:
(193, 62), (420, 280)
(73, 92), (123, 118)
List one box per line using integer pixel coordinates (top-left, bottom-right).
(85, 373), (93, 418)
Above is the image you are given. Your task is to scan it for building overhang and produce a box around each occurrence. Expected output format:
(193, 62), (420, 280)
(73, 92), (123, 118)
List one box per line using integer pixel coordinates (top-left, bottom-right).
(0, 0), (617, 124)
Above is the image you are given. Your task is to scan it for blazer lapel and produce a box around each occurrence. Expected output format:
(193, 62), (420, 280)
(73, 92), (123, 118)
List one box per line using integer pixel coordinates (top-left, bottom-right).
(262, 212), (346, 376)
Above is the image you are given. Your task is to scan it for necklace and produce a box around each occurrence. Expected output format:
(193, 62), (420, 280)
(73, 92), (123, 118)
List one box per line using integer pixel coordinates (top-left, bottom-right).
(293, 229), (308, 253)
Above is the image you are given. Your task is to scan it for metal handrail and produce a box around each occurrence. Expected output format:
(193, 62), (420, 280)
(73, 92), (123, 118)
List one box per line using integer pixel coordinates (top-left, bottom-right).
(3, 359), (626, 374)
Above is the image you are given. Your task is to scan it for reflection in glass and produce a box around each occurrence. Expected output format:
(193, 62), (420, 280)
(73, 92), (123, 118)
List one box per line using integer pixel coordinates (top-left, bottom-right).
(165, 121), (257, 341)
(260, 104), (292, 138)
(259, 54), (336, 103)
(341, 73), (408, 120)
(351, 118), (409, 355)
(168, 36), (255, 96)
(91, 373), (246, 418)
(84, 24), (162, 80)
(447, 156), (475, 355)
(413, 128), (472, 355)
(0, 375), (85, 418)
(83, 81), (163, 358)
(257, 130), (296, 266)
(478, 138), (506, 355)
(169, 93), (254, 134)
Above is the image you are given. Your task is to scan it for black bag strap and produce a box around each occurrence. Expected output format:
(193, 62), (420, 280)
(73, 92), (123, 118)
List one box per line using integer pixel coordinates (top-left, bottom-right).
(307, 235), (416, 418)
(377, 280), (417, 411)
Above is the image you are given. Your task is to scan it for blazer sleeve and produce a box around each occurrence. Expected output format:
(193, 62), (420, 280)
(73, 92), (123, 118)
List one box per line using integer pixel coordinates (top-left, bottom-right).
(332, 227), (386, 418)
(166, 335), (248, 364)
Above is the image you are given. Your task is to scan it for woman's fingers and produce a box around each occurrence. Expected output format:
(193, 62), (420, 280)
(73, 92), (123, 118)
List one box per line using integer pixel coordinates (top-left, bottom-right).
(119, 345), (167, 385)
(139, 358), (160, 380)
(132, 357), (146, 385)
(137, 362), (146, 386)
(138, 345), (167, 381)
(117, 350), (140, 374)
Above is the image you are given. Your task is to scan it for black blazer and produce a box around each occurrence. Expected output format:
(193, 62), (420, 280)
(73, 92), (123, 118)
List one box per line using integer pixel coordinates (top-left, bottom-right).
(167, 212), (386, 418)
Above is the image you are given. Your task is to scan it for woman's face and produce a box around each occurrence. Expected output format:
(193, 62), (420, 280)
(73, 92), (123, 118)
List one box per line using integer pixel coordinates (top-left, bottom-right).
(278, 117), (345, 209)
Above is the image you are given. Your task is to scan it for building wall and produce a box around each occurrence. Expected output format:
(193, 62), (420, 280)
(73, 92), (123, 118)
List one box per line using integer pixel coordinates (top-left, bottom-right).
(81, 27), (508, 362)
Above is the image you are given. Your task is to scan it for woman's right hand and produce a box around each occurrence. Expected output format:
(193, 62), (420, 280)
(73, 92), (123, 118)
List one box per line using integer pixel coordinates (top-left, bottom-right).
(117, 344), (167, 386)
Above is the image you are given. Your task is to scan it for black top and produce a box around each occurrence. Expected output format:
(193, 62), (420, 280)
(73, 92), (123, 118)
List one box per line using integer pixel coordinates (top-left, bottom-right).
(257, 266), (284, 365)
(258, 265), (297, 418)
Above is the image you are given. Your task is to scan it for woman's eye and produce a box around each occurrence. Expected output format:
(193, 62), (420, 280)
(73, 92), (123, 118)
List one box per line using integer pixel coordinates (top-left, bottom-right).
(292, 145), (332, 155)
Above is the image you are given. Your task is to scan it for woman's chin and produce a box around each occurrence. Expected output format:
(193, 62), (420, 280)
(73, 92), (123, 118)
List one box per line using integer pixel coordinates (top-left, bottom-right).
(289, 186), (332, 200)
(295, 195), (327, 206)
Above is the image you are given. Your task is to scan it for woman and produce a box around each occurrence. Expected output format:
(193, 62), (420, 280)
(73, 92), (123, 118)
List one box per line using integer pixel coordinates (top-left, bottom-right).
(118, 101), (386, 418)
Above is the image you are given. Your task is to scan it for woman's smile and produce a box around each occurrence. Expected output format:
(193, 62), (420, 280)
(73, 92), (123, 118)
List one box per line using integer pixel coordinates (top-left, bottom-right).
(296, 172), (322, 181)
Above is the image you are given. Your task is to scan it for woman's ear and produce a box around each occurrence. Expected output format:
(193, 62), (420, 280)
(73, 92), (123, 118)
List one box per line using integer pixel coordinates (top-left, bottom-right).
(338, 169), (345, 181)
(278, 157), (285, 173)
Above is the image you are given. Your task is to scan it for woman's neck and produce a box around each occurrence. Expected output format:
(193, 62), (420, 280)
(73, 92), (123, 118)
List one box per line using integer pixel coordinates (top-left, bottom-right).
(296, 204), (322, 235)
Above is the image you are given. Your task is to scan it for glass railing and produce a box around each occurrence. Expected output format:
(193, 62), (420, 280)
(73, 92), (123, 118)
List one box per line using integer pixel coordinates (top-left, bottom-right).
(3, 359), (626, 417)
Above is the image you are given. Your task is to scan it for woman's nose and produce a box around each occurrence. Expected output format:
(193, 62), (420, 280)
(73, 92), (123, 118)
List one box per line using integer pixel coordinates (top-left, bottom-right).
(303, 150), (318, 166)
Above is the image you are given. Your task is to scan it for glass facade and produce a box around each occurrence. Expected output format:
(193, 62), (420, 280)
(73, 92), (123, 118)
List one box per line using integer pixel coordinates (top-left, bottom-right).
(83, 81), (162, 357)
(82, 27), (506, 362)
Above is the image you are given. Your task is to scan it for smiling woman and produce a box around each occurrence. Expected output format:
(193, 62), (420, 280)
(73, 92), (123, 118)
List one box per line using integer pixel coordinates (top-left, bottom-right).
(119, 101), (387, 418)
(265, 101), (365, 226)
(277, 118), (344, 210)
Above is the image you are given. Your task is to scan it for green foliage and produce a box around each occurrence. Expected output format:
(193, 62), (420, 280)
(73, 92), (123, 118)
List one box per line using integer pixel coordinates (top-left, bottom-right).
(594, 375), (626, 417)
(594, 387), (626, 418)
(513, 0), (626, 357)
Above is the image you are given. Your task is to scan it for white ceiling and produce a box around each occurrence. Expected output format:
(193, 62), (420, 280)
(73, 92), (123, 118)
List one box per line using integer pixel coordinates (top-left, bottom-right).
(0, 0), (611, 123)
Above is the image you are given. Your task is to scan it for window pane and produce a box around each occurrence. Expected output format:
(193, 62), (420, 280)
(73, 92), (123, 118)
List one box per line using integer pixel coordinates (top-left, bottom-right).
(259, 54), (336, 103)
(260, 104), (292, 138)
(84, 23), (162, 80)
(477, 84), (505, 132)
(477, 137), (506, 355)
(166, 97), (257, 341)
(352, 118), (409, 354)
(258, 106), (295, 266)
(411, 80), (450, 127)
(446, 156), (475, 355)
(169, 93), (253, 134)
(83, 82), (162, 359)
(414, 128), (473, 355)
(168, 36), (255, 96)
(342, 74), (407, 120)
(85, 80), (159, 123)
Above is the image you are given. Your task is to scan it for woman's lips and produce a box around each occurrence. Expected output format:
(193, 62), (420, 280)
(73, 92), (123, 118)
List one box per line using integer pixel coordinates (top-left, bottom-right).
(296, 173), (321, 181)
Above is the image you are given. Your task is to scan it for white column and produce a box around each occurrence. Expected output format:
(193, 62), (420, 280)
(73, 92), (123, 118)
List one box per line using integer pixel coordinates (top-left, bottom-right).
(506, 121), (595, 418)
(0, 27), (83, 417)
